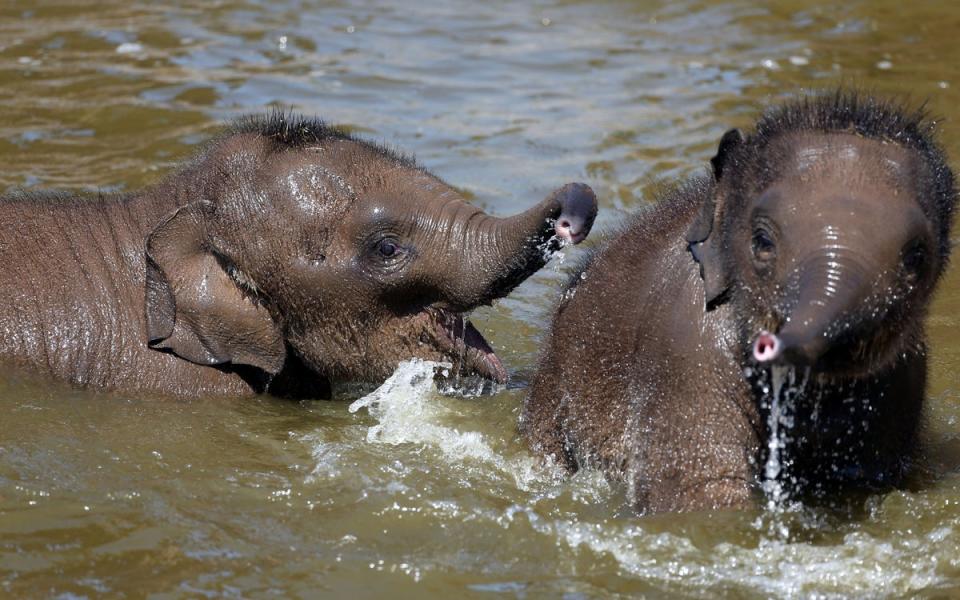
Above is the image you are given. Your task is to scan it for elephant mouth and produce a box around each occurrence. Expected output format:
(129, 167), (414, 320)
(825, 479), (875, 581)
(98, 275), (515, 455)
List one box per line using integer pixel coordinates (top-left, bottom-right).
(427, 309), (507, 384)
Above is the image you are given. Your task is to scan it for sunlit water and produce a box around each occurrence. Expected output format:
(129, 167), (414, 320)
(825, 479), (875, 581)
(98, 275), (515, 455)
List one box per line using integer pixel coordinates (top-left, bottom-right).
(1, 0), (959, 597)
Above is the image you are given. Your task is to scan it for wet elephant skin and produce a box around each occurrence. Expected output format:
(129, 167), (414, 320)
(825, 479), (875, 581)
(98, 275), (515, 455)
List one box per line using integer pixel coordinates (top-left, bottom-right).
(522, 91), (957, 514)
(0, 114), (597, 398)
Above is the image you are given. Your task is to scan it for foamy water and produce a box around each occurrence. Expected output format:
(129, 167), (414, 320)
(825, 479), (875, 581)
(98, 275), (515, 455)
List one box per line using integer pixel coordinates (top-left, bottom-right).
(347, 360), (552, 490)
(311, 360), (958, 597)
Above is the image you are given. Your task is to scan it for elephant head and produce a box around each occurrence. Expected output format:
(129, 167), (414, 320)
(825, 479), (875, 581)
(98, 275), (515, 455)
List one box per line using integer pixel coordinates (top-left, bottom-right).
(144, 114), (596, 391)
(687, 94), (956, 377)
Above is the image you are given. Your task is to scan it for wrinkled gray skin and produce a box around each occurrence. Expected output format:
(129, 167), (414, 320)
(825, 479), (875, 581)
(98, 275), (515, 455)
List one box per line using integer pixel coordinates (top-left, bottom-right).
(0, 115), (596, 398)
(522, 94), (956, 514)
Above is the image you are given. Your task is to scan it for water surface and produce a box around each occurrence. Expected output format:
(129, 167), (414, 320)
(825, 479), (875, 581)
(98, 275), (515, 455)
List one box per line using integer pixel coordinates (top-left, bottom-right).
(1, 1), (959, 597)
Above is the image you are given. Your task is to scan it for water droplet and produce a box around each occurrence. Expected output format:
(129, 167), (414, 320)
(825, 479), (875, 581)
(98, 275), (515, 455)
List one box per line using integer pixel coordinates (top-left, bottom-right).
(115, 42), (143, 54)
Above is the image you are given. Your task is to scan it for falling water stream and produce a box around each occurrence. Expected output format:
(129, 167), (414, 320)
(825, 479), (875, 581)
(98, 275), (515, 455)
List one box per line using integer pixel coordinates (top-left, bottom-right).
(762, 366), (792, 511)
(757, 366), (811, 541)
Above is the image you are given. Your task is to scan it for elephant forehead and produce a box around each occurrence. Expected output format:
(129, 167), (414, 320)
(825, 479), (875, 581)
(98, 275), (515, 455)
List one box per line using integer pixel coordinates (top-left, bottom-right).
(278, 162), (355, 216)
(756, 179), (925, 238)
(774, 132), (915, 191)
(264, 143), (452, 213)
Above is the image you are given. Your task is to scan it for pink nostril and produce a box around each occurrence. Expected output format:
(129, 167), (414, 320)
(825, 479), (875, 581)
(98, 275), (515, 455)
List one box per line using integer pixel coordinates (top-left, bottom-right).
(555, 217), (588, 244)
(556, 219), (585, 242)
(753, 331), (781, 362)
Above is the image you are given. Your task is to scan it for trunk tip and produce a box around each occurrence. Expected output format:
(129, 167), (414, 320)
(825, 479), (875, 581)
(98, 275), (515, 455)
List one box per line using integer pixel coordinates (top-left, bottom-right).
(553, 182), (597, 245)
(753, 331), (782, 363)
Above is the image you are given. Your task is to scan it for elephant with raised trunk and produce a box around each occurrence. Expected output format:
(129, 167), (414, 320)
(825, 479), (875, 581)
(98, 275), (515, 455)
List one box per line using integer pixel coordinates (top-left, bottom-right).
(522, 92), (956, 514)
(0, 114), (597, 398)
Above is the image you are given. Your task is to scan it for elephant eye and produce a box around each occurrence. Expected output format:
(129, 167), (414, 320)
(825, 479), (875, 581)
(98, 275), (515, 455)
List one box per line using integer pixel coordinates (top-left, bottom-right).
(751, 228), (776, 262)
(901, 239), (927, 281)
(364, 232), (410, 272)
(378, 239), (399, 258)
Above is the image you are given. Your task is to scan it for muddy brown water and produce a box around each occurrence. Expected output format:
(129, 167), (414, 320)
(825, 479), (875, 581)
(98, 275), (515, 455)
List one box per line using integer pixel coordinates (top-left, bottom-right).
(1, 1), (959, 597)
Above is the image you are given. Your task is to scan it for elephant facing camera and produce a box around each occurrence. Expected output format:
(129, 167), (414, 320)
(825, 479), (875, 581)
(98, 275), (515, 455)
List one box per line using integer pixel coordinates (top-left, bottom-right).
(522, 91), (956, 515)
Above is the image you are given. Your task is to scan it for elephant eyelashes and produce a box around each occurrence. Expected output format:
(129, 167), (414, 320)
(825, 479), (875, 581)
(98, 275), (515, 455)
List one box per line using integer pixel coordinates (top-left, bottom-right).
(901, 240), (928, 282)
(751, 227), (776, 264)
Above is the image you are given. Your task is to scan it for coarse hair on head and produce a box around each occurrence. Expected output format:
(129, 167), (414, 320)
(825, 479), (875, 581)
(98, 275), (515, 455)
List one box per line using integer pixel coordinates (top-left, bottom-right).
(226, 109), (419, 169)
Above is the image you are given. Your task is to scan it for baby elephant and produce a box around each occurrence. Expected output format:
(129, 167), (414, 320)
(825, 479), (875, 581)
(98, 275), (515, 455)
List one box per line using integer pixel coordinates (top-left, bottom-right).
(0, 114), (596, 398)
(522, 92), (957, 514)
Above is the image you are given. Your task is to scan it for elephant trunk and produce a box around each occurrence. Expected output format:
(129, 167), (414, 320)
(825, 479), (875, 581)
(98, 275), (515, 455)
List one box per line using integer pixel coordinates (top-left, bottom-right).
(449, 183), (597, 307)
(752, 250), (875, 366)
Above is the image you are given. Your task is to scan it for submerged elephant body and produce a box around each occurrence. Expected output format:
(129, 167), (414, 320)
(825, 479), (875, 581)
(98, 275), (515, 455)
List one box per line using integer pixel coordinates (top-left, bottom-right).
(0, 115), (596, 397)
(522, 92), (957, 514)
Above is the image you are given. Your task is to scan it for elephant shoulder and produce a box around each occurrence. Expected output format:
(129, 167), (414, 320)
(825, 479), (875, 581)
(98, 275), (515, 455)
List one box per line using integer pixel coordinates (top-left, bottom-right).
(589, 175), (712, 272)
(582, 176), (711, 307)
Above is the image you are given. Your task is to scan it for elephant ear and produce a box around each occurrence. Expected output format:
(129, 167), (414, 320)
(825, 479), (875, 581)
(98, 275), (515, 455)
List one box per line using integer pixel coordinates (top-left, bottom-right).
(685, 128), (744, 311)
(144, 203), (286, 374)
(709, 128), (744, 181)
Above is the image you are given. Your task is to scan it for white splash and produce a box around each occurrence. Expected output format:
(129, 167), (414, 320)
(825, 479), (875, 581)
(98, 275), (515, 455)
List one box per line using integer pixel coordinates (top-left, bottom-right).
(435, 374), (502, 398)
(540, 519), (946, 597)
(348, 359), (546, 489)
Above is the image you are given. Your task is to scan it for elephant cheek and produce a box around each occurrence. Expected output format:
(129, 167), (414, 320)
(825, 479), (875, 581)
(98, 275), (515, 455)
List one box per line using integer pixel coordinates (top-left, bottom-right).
(283, 325), (351, 380)
(284, 318), (422, 384)
(366, 318), (445, 372)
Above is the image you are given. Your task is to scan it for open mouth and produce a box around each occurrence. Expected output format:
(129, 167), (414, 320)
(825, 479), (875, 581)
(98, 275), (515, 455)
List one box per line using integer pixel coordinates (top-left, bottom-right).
(427, 309), (507, 384)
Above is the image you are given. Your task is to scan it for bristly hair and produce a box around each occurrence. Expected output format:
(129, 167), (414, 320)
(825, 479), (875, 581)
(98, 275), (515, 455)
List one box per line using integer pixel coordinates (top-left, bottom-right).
(752, 89), (937, 151)
(745, 89), (957, 260)
(226, 109), (419, 169)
